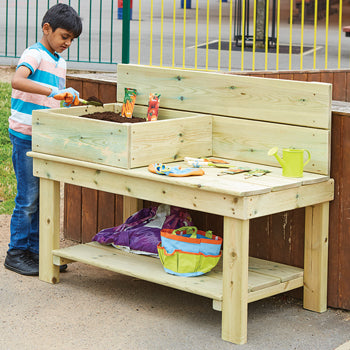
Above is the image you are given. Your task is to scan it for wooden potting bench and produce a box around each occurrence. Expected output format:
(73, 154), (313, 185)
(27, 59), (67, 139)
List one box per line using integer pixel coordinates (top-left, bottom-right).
(29, 64), (334, 344)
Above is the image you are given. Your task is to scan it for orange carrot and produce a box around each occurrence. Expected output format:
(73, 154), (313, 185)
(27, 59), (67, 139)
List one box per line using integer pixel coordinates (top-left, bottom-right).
(121, 88), (137, 118)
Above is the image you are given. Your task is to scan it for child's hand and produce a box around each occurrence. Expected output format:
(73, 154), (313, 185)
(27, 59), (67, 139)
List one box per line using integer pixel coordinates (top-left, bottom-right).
(48, 87), (80, 107)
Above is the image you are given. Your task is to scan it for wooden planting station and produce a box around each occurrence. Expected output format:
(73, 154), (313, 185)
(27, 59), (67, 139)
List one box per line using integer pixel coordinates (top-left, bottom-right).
(29, 64), (334, 345)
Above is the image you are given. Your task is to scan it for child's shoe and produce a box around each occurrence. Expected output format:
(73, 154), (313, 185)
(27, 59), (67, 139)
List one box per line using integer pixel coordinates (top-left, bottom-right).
(4, 249), (39, 276)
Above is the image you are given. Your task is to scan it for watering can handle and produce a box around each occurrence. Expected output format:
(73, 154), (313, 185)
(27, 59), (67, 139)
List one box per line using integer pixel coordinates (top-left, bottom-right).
(304, 150), (311, 166)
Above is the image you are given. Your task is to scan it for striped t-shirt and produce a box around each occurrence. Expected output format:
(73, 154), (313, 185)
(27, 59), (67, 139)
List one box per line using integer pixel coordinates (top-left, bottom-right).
(9, 42), (66, 140)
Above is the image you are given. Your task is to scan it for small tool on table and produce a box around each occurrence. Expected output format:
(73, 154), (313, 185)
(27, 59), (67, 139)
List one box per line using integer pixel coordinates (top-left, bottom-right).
(217, 167), (251, 176)
(184, 157), (231, 168)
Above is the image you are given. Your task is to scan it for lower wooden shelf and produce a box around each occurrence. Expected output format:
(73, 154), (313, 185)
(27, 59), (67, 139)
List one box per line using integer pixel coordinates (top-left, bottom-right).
(52, 242), (304, 305)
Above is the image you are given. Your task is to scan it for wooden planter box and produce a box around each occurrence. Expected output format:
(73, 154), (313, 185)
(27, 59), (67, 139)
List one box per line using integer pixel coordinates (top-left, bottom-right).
(32, 103), (212, 169)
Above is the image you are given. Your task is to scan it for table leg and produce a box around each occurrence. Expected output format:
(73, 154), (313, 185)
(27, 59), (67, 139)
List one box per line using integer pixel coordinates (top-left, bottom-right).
(39, 178), (61, 284)
(222, 216), (249, 344)
(304, 202), (329, 312)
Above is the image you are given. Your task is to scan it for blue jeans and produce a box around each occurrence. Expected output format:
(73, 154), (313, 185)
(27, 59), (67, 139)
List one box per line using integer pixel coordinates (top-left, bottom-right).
(8, 133), (39, 254)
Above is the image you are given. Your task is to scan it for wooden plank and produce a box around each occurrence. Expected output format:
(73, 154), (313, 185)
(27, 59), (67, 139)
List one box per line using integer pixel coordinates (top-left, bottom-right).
(66, 79), (82, 96)
(30, 153), (333, 219)
(123, 196), (141, 221)
(31, 157), (261, 218)
(248, 257), (303, 282)
(320, 71), (334, 86)
(81, 188), (98, 243)
(39, 179), (61, 284)
(221, 217), (249, 344)
(32, 108), (212, 169)
(53, 242), (223, 300)
(304, 202), (329, 313)
(30, 152), (273, 198)
(248, 271), (280, 292)
(293, 72), (308, 82)
(64, 184), (82, 242)
(270, 212), (293, 265)
(327, 112), (343, 308)
(261, 73), (279, 79)
(52, 241), (304, 302)
(41, 103), (114, 116)
(307, 72), (321, 82)
(133, 105), (196, 120)
(288, 208), (305, 269)
(242, 175), (301, 192)
(248, 276), (304, 303)
(277, 73), (294, 80)
(32, 110), (130, 168)
(117, 64), (332, 129)
(212, 116), (331, 175)
(99, 82), (117, 103)
(346, 72), (350, 102)
(245, 180), (334, 219)
(249, 216), (271, 260)
(97, 191), (116, 232)
(208, 158), (330, 185)
(82, 81), (99, 100)
(129, 115), (212, 168)
(339, 116), (350, 309)
(333, 72), (346, 101)
(114, 194), (124, 227)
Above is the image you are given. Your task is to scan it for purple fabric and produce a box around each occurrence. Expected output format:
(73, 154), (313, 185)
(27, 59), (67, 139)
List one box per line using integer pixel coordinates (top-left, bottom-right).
(92, 206), (193, 254)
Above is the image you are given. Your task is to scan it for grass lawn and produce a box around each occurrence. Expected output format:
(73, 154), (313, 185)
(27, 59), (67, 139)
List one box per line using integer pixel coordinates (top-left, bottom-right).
(0, 82), (16, 214)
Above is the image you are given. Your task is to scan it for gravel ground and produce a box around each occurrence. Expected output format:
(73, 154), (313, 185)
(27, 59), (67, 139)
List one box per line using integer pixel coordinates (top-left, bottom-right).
(0, 66), (350, 350)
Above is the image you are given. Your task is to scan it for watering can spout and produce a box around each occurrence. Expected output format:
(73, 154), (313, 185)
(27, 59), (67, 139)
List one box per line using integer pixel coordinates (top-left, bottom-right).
(268, 147), (286, 167)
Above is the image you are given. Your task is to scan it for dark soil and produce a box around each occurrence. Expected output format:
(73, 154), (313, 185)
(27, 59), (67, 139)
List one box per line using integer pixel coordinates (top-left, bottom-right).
(79, 111), (146, 123)
(86, 96), (103, 104)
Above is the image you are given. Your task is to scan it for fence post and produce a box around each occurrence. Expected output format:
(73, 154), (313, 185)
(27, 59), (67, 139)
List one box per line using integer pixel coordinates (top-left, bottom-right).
(122, 0), (130, 63)
(118, 0), (133, 20)
(181, 0), (192, 8)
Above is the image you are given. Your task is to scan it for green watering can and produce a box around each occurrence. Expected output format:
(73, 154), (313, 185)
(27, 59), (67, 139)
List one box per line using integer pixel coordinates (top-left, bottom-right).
(268, 147), (311, 178)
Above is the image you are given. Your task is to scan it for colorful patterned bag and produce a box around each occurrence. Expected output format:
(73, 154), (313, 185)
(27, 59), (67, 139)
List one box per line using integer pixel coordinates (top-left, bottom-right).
(157, 226), (222, 277)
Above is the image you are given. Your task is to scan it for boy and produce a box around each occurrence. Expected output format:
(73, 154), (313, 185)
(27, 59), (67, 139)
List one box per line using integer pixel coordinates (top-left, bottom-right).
(4, 3), (82, 276)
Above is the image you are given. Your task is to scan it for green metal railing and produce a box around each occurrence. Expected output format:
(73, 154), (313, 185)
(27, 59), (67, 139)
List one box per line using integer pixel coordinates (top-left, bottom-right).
(0, 0), (119, 67)
(0, 0), (349, 71)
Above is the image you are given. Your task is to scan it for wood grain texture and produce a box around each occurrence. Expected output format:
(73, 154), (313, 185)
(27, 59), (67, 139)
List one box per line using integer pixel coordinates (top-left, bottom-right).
(39, 178), (61, 283)
(333, 72), (346, 101)
(328, 113), (343, 308)
(221, 217), (249, 344)
(117, 64), (332, 129)
(304, 202), (329, 312)
(212, 116), (330, 175)
(32, 107), (211, 169)
(97, 191), (116, 233)
(64, 184), (82, 242)
(339, 114), (350, 309)
(81, 188), (98, 243)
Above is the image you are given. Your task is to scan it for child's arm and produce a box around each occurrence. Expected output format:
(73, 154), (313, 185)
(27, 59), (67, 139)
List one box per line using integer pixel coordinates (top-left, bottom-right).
(12, 65), (80, 107)
(12, 66), (52, 96)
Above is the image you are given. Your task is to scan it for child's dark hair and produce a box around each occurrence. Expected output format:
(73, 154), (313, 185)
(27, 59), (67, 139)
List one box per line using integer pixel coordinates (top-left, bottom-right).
(41, 3), (82, 38)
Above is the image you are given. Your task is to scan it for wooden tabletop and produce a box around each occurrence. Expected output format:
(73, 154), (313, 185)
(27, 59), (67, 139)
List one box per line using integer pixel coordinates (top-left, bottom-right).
(28, 151), (330, 198)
